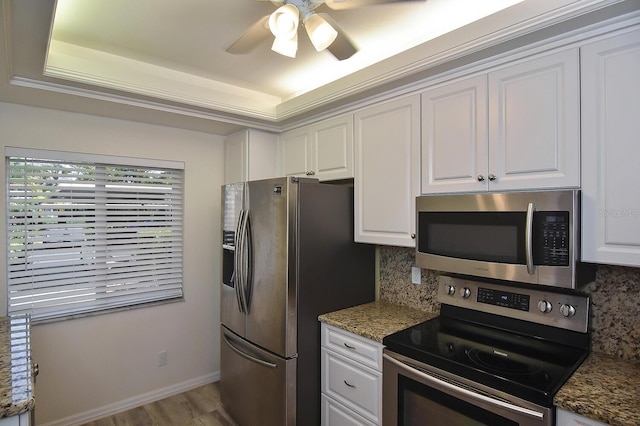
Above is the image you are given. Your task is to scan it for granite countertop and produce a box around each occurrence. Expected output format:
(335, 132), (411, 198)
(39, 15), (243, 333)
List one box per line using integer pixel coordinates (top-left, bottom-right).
(555, 352), (640, 426)
(0, 315), (34, 418)
(318, 300), (436, 343)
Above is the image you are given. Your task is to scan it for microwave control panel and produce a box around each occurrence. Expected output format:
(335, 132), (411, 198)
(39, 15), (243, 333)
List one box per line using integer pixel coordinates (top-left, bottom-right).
(536, 212), (570, 266)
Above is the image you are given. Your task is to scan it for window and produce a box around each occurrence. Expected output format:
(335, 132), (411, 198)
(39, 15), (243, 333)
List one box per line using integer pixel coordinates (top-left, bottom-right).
(6, 148), (184, 322)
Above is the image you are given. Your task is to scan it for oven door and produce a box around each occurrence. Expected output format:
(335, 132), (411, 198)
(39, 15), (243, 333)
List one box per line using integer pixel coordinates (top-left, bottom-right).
(383, 350), (553, 426)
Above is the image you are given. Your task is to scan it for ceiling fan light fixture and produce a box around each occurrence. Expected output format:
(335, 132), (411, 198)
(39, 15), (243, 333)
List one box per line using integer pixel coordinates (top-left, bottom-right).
(303, 13), (338, 52)
(268, 4), (300, 40)
(272, 32), (298, 58)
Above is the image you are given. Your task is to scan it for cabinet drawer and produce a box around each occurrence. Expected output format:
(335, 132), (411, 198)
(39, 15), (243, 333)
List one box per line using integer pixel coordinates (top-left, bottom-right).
(322, 324), (382, 370)
(321, 394), (377, 426)
(321, 348), (382, 424)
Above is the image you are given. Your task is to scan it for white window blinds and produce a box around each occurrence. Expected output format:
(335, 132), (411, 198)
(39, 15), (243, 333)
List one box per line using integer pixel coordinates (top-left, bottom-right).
(6, 149), (184, 322)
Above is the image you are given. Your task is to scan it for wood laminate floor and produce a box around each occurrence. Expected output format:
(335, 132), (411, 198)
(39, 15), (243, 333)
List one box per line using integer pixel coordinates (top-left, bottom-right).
(80, 382), (238, 426)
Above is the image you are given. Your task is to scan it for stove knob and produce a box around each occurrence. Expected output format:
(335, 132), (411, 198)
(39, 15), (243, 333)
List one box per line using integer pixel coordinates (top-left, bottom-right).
(460, 287), (471, 298)
(560, 304), (576, 318)
(446, 285), (456, 295)
(538, 300), (553, 313)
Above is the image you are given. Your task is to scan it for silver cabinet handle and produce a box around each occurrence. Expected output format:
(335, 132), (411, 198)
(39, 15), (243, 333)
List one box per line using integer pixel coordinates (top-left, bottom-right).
(306, 170), (316, 176)
(343, 342), (357, 350)
(344, 380), (356, 388)
(477, 174), (485, 182)
(488, 174), (497, 181)
(411, 233), (416, 239)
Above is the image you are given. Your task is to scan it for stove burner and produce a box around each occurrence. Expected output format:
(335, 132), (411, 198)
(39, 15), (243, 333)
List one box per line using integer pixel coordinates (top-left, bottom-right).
(466, 348), (544, 376)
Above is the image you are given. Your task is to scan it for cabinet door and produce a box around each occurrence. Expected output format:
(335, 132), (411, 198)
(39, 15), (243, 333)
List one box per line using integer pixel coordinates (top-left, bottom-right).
(321, 348), (382, 425)
(581, 28), (640, 267)
(488, 48), (580, 191)
(0, 412), (30, 426)
(354, 95), (420, 247)
(281, 127), (312, 178)
(556, 408), (609, 426)
(224, 130), (248, 184)
(224, 129), (278, 184)
(312, 114), (354, 181)
(322, 394), (377, 426)
(421, 74), (488, 194)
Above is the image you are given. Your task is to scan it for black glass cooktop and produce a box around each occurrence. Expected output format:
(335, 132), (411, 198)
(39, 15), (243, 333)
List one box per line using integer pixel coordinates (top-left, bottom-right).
(383, 312), (589, 406)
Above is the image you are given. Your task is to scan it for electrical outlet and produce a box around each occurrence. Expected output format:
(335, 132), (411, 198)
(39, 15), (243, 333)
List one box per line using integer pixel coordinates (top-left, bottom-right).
(411, 266), (421, 284)
(158, 350), (167, 367)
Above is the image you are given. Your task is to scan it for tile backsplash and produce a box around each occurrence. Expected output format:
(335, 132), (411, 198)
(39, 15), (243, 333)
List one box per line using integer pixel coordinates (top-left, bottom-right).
(378, 246), (640, 361)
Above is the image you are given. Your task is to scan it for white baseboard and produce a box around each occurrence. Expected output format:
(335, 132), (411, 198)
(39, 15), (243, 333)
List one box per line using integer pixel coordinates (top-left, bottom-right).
(38, 371), (221, 426)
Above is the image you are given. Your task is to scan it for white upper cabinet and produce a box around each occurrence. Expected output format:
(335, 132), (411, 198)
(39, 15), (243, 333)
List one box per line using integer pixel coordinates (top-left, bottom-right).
(280, 113), (354, 181)
(581, 27), (640, 267)
(354, 95), (420, 247)
(488, 48), (580, 191)
(421, 74), (488, 193)
(421, 48), (580, 194)
(224, 129), (278, 184)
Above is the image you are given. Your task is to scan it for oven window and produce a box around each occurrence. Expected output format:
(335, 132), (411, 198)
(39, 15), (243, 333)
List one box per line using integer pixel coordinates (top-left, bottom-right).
(399, 376), (518, 426)
(418, 212), (526, 264)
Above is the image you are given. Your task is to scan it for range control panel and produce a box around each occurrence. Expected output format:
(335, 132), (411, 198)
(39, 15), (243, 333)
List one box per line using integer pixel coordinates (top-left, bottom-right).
(438, 275), (589, 333)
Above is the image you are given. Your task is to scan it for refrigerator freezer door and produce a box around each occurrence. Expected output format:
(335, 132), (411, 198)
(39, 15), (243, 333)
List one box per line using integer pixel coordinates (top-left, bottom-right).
(220, 182), (246, 337)
(220, 326), (296, 426)
(244, 177), (295, 358)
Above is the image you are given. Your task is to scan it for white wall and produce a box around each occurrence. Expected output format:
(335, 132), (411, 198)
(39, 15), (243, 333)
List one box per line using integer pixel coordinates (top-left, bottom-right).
(0, 102), (225, 425)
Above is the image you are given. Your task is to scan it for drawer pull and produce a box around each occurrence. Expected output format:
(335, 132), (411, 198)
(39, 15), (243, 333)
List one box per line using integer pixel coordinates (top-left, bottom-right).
(343, 343), (357, 350)
(344, 380), (356, 388)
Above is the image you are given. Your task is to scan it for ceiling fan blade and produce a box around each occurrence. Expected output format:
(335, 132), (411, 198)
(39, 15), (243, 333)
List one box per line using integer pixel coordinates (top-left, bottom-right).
(226, 15), (271, 54)
(324, 0), (422, 10)
(318, 13), (358, 61)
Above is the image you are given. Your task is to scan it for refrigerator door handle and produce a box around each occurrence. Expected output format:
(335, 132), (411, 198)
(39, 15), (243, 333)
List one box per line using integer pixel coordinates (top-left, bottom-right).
(222, 332), (277, 369)
(234, 209), (246, 313)
(243, 210), (253, 312)
(238, 209), (250, 314)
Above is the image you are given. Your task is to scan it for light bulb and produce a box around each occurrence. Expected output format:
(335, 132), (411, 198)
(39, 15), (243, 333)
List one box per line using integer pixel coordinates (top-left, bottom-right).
(304, 13), (338, 52)
(269, 4), (299, 40)
(272, 32), (298, 58)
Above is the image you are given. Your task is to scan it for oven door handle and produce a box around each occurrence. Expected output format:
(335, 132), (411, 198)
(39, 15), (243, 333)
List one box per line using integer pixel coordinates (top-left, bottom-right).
(383, 353), (545, 421)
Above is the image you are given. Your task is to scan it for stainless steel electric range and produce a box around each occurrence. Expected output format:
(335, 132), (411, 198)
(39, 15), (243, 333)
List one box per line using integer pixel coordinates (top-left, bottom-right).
(382, 275), (590, 426)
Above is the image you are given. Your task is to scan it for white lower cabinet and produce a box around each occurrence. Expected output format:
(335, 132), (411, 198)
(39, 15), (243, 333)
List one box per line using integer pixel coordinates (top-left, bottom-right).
(0, 412), (31, 426)
(556, 408), (609, 426)
(322, 394), (376, 426)
(321, 323), (383, 426)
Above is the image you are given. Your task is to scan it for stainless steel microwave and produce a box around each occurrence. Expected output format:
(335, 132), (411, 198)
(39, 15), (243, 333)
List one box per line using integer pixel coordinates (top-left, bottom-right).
(415, 190), (595, 289)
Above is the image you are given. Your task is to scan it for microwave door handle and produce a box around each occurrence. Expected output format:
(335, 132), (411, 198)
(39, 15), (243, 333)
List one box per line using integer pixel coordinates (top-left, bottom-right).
(526, 202), (535, 275)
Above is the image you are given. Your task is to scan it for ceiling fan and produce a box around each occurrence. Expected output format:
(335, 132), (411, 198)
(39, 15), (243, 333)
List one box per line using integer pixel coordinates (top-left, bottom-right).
(226, 0), (421, 60)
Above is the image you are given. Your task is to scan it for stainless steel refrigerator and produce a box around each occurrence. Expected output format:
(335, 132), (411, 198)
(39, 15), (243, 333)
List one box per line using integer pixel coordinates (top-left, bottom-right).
(220, 177), (375, 426)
